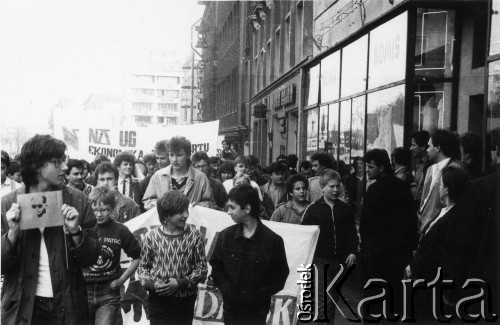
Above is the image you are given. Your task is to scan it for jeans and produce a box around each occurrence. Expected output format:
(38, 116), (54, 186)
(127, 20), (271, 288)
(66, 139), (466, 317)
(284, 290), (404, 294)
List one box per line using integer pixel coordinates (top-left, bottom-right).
(32, 296), (57, 325)
(148, 293), (197, 325)
(313, 257), (342, 325)
(87, 282), (121, 325)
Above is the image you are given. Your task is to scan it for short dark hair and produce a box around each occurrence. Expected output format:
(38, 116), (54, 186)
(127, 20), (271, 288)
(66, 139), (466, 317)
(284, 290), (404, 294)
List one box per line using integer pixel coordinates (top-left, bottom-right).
(192, 151), (209, 165)
(19, 135), (66, 188)
(459, 132), (482, 163)
(66, 159), (84, 175)
(269, 161), (289, 174)
(168, 136), (192, 156)
(310, 152), (335, 169)
(143, 153), (157, 165)
(209, 156), (221, 165)
(94, 154), (111, 164)
(81, 159), (90, 171)
(286, 173), (309, 193)
(157, 191), (190, 224)
(7, 161), (20, 176)
(363, 149), (394, 175)
(228, 184), (260, 218)
(1, 150), (11, 168)
(391, 147), (412, 168)
(234, 156), (250, 166)
(89, 185), (118, 210)
(442, 166), (470, 202)
(300, 160), (312, 170)
(318, 169), (342, 187)
(114, 151), (136, 169)
(286, 154), (299, 168)
(431, 129), (460, 159)
(412, 130), (430, 148)
(276, 155), (287, 162)
(223, 139), (232, 146)
(89, 161), (97, 173)
(95, 162), (119, 180)
(218, 162), (235, 178)
(155, 140), (168, 154)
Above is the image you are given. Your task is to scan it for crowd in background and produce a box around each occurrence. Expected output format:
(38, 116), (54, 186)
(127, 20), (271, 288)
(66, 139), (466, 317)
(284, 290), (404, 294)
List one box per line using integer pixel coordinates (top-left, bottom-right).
(1, 127), (499, 324)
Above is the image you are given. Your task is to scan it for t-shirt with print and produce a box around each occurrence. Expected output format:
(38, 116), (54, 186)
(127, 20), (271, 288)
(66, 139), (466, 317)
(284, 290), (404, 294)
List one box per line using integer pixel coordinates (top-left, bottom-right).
(83, 219), (141, 283)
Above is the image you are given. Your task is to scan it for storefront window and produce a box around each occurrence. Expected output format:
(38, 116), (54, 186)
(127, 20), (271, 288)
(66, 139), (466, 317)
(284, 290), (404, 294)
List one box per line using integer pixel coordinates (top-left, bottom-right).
(368, 12), (408, 89)
(367, 85), (405, 154)
(305, 107), (319, 157)
(321, 51), (340, 103)
(351, 96), (365, 161)
(490, 0), (500, 55)
(339, 101), (351, 164)
(415, 8), (455, 79)
(487, 60), (500, 132)
(327, 103), (339, 159)
(413, 82), (452, 133)
(319, 105), (329, 151)
(341, 35), (368, 97)
(308, 65), (320, 106)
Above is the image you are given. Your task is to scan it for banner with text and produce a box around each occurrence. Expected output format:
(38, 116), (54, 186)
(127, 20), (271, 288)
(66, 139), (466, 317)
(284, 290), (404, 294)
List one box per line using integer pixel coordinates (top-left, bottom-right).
(119, 205), (319, 325)
(54, 120), (220, 161)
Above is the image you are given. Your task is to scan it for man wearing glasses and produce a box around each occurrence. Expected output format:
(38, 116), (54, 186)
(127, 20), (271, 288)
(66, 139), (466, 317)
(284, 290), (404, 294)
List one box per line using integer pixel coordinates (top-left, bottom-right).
(1, 134), (99, 325)
(94, 161), (140, 223)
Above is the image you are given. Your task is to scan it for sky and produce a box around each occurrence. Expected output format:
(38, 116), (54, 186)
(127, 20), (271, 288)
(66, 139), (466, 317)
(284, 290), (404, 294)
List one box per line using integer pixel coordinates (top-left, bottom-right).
(0, 0), (204, 124)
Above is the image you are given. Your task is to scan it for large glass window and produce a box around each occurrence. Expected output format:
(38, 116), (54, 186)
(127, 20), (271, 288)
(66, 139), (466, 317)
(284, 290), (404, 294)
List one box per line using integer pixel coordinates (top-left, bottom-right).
(368, 12), (408, 89)
(308, 65), (320, 106)
(366, 85), (405, 154)
(339, 101), (351, 164)
(415, 9), (455, 79)
(305, 108), (319, 157)
(487, 60), (500, 132)
(490, 0), (500, 55)
(341, 35), (368, 97)
(319, 105), (329, 151)
(351, 96), (366, 161)
(413, 82), (452, 132)
(321, 51), (340, 103)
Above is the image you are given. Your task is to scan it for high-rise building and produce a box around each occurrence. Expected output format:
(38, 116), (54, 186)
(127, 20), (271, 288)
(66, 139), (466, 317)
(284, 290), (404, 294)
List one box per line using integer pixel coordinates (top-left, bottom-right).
(122, 60), (182, 127)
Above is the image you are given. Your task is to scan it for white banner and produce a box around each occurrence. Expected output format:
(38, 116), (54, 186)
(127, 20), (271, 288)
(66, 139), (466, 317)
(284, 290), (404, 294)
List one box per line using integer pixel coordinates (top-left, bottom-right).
(119, 205), (319, 325)
(53, 116), (220, 161)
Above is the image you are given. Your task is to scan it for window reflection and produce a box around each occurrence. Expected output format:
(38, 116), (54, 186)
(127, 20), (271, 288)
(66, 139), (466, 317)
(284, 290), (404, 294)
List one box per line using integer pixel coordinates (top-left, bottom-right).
(305, 108), (319, 157)
(415, 9), (455, 79)
(339, 101), (351, 164)
(321, 51), (340, 103)
(308, 65), (320, 106)
(367, 85), (405, 154)
(487, 60), (500, 132)
(328, 103), (339, 159)
(319, 105), (329, 151)
(413, 83), (452, 133)
(341, 35), (368, 97)
(351, 96), (365, 160)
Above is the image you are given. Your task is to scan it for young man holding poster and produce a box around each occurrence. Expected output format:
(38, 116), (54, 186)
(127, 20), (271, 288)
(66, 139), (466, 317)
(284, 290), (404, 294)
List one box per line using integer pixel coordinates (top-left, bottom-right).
(1, 134), (98, 325)
(210, 184), (289, 324)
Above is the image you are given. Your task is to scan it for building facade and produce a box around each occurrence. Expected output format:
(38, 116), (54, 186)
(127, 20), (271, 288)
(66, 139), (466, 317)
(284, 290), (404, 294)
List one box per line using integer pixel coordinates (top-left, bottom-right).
(181, 55), (202, 124)
(301, 0), (498, 170)
(122, 61), (182, 127)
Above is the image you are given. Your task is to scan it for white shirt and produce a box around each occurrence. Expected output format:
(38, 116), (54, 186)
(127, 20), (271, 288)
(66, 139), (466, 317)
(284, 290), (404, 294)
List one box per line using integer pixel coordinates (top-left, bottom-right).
(118, 177), (129, 197)
(35, 228), (54, 297)
(1, 177), (21, 198)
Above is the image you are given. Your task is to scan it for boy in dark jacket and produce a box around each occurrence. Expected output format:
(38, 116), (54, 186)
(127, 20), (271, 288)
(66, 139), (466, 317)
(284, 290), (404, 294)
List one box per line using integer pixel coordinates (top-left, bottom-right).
(301, 169), (359, 324)
(210, 184), (289, 324)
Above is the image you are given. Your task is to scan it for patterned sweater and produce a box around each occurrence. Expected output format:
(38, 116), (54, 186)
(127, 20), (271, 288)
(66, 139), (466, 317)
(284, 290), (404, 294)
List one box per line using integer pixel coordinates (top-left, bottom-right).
(137, 224), (207, 297)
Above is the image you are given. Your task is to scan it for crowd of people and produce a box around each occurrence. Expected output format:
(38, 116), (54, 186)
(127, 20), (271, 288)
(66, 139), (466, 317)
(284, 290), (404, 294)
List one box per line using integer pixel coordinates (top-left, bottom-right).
(1, 127), (499, 324)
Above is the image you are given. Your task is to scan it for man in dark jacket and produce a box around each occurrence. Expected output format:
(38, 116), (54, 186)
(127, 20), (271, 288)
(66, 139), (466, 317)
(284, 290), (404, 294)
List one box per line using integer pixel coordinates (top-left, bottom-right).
(301, 169), (359, 323)
(1, 134), (98, 325)
(210, 184), (289, 324)
(359, 149), (418, 318)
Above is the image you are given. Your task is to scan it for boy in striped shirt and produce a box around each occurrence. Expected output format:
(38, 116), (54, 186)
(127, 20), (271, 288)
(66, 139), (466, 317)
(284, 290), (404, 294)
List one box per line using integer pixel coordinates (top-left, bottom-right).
(137, 191), (207, 325)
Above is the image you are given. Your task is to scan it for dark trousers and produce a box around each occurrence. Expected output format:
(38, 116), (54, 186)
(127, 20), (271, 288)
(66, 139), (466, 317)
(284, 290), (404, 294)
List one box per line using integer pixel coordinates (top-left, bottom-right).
(32, 296), (57, 325)
(148, 293), (196, 325)
(223, 311), (267, 325)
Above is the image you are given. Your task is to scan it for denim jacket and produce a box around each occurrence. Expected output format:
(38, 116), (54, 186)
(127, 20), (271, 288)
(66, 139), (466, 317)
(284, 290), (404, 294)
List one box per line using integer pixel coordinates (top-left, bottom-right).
(209, 219), (289, 314)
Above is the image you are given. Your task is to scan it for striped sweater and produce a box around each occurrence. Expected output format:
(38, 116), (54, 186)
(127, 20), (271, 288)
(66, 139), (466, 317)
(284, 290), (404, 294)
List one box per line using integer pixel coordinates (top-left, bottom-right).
(137, 224), (207, 297)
